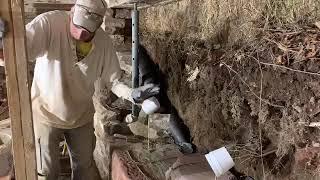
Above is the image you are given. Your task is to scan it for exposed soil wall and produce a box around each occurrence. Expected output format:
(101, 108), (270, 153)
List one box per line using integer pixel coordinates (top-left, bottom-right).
(140, 0), (320, 179)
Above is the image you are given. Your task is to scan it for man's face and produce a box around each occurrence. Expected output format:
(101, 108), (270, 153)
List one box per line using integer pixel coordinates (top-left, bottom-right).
(69, 5), (103, 42)
(69, 19), (94, 42)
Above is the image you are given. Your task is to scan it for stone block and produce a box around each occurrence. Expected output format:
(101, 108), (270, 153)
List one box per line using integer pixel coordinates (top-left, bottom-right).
(128, 114), (170, 139)
(94, 140), (112, 180)
(110, 35), (125, 47)
(103, 26), (124, 35)
(116, 51), (132, 74)
(104, 17), (126, 29)
(105, 8), (114, 17)
(115, 9), (131, 19)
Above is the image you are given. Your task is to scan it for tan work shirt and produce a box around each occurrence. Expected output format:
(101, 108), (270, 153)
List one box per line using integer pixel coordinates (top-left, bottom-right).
(27, 11), (124, 129)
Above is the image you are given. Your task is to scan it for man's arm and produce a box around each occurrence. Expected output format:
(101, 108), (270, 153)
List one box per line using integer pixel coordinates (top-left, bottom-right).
(25, 14), (50, 61)
(0, 14), (50, 65)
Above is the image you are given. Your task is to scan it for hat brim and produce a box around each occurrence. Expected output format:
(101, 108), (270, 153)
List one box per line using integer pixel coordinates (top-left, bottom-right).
(73, 6), (102, 33)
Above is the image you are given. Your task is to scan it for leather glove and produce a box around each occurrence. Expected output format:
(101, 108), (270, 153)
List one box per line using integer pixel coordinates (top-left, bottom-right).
(131, 83), (160, 103)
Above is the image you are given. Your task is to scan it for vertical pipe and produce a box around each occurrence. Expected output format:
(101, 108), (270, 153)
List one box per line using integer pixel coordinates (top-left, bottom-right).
(132, 3), (139, 118)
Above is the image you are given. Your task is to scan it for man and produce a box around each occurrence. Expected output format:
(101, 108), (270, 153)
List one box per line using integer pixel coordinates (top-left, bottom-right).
(0, 0), (146, 179)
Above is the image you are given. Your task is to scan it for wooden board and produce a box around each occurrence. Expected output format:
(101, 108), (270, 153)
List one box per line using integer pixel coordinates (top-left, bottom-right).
(0, 0), (38, 180)
(32, 2), (74, 15)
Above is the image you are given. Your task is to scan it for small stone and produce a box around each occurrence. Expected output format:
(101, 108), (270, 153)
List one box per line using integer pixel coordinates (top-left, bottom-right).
(292, 105), (302, 113)
(310, 97), (316, 104)
(313, 142), (320, 148)
(105, 8), (114, 17)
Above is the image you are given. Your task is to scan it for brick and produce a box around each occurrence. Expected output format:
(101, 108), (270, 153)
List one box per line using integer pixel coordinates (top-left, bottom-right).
(115, 9), (132, 19)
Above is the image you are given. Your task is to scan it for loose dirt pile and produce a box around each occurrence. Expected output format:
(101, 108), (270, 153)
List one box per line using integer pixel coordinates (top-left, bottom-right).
(140, 0), (320, 179)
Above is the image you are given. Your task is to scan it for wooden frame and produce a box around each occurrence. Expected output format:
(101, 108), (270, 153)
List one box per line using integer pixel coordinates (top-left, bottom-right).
(0, 0), (38, 179)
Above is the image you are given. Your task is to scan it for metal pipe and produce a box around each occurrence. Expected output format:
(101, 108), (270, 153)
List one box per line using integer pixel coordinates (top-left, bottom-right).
(132, 3), (140, 118)
(169, 110), (194, 154)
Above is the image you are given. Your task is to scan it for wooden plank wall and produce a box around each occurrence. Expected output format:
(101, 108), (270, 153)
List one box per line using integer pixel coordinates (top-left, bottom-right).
(0, 0), (38, 179)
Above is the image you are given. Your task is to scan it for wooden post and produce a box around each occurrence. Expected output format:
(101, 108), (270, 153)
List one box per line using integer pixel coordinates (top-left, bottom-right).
(0, 0), (38, 180)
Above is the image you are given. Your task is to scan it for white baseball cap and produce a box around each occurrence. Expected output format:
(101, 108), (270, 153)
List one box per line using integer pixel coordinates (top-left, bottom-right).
(73, 0), (107, 32)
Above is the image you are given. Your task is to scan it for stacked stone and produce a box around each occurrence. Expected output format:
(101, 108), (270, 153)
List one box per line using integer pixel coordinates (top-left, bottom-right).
(102, 8), (132, 52)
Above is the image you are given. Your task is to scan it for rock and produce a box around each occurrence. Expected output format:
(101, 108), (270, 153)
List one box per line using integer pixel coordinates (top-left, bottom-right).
(0, 130), (12, 177)
(115, 9), (132, 19)
(112, 150), (150, 180)
(94, 140), (112, 180)
(116, 51), (132, 74)
(104, 17), (126, 29)
(149, 114), (170, 132)
(128, 120), (159, 139)
(128, 114), (170, 139)
(109, 35), (125, 47)
(105, 8), (114, 17)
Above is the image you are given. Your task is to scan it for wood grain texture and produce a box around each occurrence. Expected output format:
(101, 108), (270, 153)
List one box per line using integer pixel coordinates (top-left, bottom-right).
(1, 0), (37, 179)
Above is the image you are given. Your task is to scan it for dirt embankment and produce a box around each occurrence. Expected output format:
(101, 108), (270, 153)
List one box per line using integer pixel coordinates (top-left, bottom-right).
(140, 0), (320, 179)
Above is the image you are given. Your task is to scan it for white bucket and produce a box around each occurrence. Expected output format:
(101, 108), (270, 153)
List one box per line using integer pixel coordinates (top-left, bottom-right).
(141, 97), (160, 115)
(205, 147), (235, 177)
(0, 132), (12, 179)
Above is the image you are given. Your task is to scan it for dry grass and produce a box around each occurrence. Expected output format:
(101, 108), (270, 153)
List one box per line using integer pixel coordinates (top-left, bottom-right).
(141, 0), (320, 46)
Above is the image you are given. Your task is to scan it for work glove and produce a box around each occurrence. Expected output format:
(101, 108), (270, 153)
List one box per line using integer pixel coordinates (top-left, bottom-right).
(131, 83), (160, 103)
